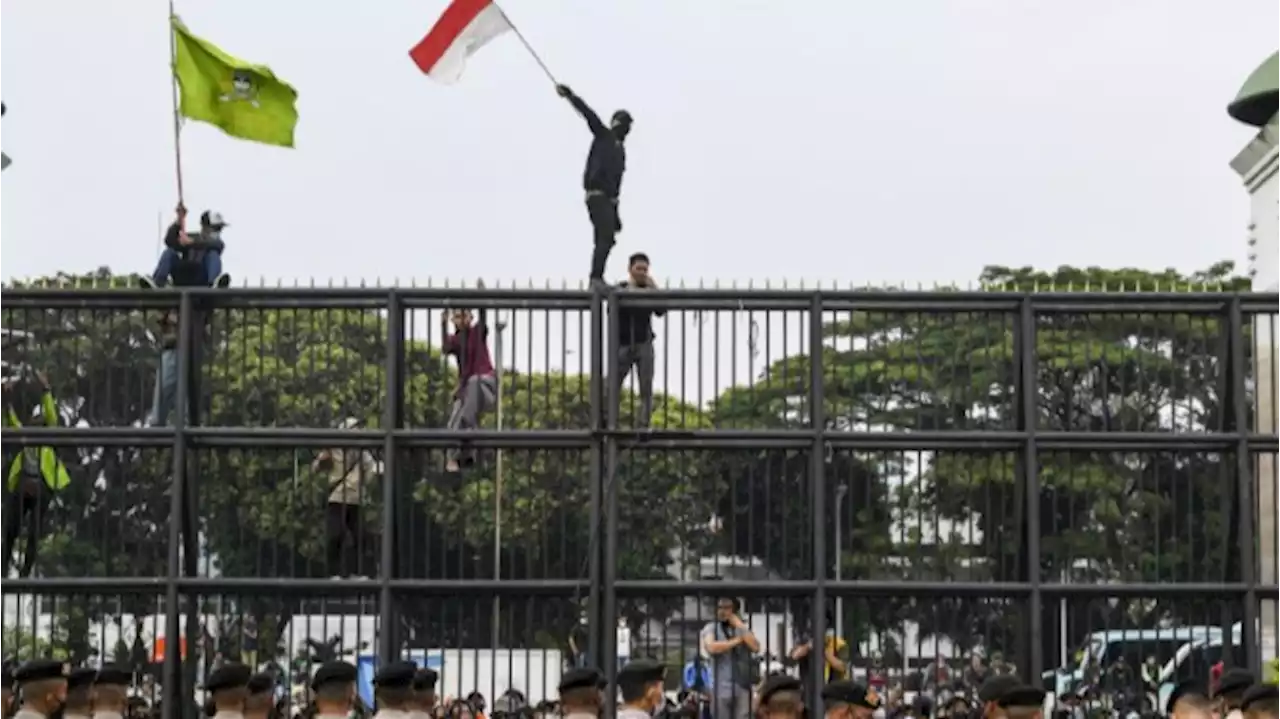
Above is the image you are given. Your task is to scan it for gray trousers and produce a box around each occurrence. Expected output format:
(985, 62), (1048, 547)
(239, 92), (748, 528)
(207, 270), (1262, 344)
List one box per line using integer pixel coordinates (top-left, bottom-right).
(447, 374), (497, 460)
(712, 688), (752, 719)
(148, 349), (178, 427)
(614, 340), (655, 428)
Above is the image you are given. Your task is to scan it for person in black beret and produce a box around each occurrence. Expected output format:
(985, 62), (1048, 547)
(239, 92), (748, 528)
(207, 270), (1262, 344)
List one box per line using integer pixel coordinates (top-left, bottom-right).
(617, 660), (665, 719)
(1216, 669), (1257, 718)
(821, 681), (880, 719)
(243, 674), (275, 719)
(556, 666), (603, 719)
(408, 668), (438, 719)
(311, 662), (358, 719)
(4, 662), (16, 719)
(1164, 679), (1210, 719)
(1240, 683), (1277, 719)
(758, 675), (803, 719)
(90, 666), (132, 719)
(13, 660), (68, 719)
(373, 661), (418, 718)
(976, 676), (1022, 719)
(62, 669), (96, 719)
(993, 686), (1044, 719)
(205, 663), (252, 719)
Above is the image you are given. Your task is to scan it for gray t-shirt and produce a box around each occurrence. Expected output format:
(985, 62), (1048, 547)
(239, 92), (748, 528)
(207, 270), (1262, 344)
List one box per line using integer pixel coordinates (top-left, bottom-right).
(700, 621), (754, 696)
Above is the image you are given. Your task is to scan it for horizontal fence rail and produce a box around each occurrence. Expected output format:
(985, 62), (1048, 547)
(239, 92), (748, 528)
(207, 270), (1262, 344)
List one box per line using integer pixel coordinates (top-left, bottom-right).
(2, 284), (1277, 719)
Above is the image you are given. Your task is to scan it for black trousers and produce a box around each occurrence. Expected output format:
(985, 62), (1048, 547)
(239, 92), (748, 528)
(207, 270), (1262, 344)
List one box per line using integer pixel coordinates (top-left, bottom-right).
(3, 480), (47, 577)
(587, 195), (618, 280)
(325, 502), (362, 576)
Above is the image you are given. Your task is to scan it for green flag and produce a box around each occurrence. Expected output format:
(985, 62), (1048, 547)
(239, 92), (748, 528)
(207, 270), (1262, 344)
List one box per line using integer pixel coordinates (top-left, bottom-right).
(171, 17), (299, 148)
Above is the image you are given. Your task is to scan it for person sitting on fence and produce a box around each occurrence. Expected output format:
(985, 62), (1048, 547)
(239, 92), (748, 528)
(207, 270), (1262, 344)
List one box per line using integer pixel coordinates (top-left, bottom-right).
(2, 369), (71, 578)
(140, 204), (232, 289)
(441, 290), (497, 474)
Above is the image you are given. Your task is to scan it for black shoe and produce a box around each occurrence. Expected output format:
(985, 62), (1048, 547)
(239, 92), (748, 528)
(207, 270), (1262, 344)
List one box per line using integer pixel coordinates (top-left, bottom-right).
(139, 276), (158, 290)
(212, 273), (232, 289)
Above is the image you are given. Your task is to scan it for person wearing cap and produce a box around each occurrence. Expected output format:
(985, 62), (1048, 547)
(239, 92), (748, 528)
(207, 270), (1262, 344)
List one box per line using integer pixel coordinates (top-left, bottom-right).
(557, 667), (605, 719)
(552, 83), (634, 287)
(1215, 668), (1257, 719)
(13, 660), (68, 719)
(1240, 683), (1278, 719)
(61, 669), (96, 719)
(993, 686), (1044, 719)
(3, 663), (15, 719)
(409, 668), (439, 719)
(821, 680), (880, 719)
(205, 662), (252, 719)
(312, 417), (380, 577)
(976, 676), (1022, 719)
(616, 660), (666, 719)
(757, 675), (803, 719)
(311, 662), (358, 719)
(142, 203), (232, 290)
(243, 673), (275, 719)
(372, 661), (419, 719)
(90, 666), (133, 719)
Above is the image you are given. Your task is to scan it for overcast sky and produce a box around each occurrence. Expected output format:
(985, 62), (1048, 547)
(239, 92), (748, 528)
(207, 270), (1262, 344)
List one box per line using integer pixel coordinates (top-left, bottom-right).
(1, 0), (1275, 288)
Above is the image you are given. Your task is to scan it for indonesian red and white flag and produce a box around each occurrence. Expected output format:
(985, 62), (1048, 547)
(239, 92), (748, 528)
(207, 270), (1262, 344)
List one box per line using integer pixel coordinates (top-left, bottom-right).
(409, 0), (513, 83)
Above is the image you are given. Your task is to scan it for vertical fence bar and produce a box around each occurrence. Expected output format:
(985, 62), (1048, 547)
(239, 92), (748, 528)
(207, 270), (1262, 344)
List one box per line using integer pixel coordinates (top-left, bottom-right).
(601, 286), (621, 715)
(808, 292), (828, 709)
(380, 290), (404, 661)
(1229, 296), (1260, 672)
(1019, 296), (1044, 680)
(587, 287), (605, 668)
(162, 291), (193, 719)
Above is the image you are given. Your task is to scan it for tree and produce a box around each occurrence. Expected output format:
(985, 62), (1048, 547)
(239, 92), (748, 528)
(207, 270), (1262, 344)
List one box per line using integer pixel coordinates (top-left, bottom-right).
(706, 263), (1253, 661)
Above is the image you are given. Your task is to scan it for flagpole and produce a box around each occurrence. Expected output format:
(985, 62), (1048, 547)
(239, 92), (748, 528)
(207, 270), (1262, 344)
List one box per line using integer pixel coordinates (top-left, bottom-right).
(167, 0), (186, 204)
(493, 3), (557, 85)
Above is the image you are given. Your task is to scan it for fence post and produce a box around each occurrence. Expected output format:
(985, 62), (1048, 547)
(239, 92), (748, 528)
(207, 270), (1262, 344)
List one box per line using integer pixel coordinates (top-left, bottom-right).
(1018, 296), (1044, 681)
(163, 290), (194, 719)
(379, 289), (405, 662)
(808, 292), (828, 710)
(587, 285), (606, 673)
(1229, 296), (1261, 672)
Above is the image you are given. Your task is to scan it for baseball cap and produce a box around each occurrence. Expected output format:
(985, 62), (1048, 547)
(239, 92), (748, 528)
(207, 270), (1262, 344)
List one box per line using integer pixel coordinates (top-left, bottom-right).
(201, 210), (229, 228)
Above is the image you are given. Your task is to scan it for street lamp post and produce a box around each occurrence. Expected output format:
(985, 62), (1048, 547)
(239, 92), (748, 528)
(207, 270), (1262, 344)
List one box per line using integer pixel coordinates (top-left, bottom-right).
(835, 484), (848, 640)
(491, 314), (507, 650)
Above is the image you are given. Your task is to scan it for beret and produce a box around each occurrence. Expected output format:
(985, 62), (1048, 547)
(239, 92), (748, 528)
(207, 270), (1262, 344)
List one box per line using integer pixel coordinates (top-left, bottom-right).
(558, 667), (605, 693)
(758, 675), (802, 704)
(311, 661), (358, 690)
(205, 663), (251, 693)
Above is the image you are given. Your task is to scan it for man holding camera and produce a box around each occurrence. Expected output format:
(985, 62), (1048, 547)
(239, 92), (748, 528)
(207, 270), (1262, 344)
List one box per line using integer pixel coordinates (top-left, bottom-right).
(700, 598), (759, 719)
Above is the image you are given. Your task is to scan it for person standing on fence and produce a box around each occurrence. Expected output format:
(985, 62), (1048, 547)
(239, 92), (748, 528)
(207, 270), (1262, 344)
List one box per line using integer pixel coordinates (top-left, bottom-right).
(700, 597), (760, 719)
(12, 660), (69, 719)
(612, 253), (663, 429)
(557, 667), (604, 719)
(3, 370), (71, 578)
(554, 84), (633, 287)
(313, 417), (379, 578)
(441, 299), (497, 474)
(140, 204), (232, 289)
(311, 662), (359, 719)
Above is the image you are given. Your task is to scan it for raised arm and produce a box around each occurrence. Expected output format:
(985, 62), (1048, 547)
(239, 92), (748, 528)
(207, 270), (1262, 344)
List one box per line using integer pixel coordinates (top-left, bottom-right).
(556, 84), (608, 137)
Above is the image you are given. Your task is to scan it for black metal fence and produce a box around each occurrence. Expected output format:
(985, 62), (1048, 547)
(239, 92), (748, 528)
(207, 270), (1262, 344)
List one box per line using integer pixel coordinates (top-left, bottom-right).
(2, 284), (1277, 717)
